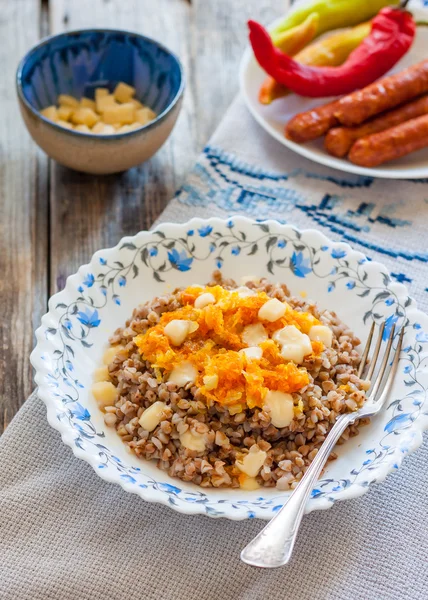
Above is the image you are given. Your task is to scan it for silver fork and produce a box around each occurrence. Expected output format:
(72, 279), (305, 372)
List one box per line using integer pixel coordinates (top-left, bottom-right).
(241, 321), (404, 568)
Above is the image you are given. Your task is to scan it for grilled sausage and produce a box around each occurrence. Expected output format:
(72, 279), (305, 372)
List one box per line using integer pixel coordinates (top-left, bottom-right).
(335, 60), (428, 127)
(285, 99), (340, 143)
(325, 95), (428, 158)
(348, 113), (428, 167)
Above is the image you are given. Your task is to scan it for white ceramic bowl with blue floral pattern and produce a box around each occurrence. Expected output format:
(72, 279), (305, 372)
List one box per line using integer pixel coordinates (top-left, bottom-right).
(31, 217), (428, 520)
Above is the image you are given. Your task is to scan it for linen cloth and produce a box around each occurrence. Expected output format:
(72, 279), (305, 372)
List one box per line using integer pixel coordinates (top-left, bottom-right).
(2, 103), (428, 600)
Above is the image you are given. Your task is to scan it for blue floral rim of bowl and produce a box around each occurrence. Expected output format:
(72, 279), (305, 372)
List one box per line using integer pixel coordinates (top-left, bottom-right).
(16, 28), (185, 139)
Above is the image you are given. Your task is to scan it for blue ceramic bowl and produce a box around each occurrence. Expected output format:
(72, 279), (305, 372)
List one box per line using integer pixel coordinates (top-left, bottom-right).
(16, 29), (184, 174)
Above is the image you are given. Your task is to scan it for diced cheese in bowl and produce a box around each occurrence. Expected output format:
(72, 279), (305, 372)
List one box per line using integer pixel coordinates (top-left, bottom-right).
(91, 381), (118, 409)
(242, 323), (268, 347)
(258, 298), (289, 322)
(103, 344), (125, 365)
(92, 123), (116, 135)
(168, 361), (197, 387)
(239, 474), (260, 490)
(136, 107), (157, 125)
(80, 97), (96, 111)
(96, 94), (117, 113)
(203, 374), (218, 390)
(272, 325), (312, 364)
(179, 430), (206, 453)
(71, 107), (100, 127)
(57, 120), (73, 129)
(309, 325), (333, 347)
(74, 124), (91, 133)
(95, 88), (109, 100)
(113, 81), (136, 103)
(38, 82), (157, 136)
(239, 347), (263, 360)
(58, 94), (79, 108)
(103, 103), (136, 125)
(58, 105), (74, 121)
(235, 286), (256, 298)
(164, 319), (198, 346)
(264, 390), (294, 428)
(93, 365), (110, 383)
(194, 292), (216, 309)
(235, 445), (267, 478)
(40, 106), (58, 121)
(138, 401), (167, 432)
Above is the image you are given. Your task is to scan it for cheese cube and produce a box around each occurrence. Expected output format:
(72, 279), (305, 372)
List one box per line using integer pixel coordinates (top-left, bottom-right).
(71, 107), (99, 127)
(58, 94), (79, 108)
(258, 298), (288, 322)
(103, 345), (125, 365)
(74, 124), (91, 133)
(239, 347), (263, 360)
(57, 105), (73, 121)
(179, 430), (206, 453)
(164, 319), (192, 346)
(113, 81), (136, 103)
(168, 361), (197, 387)
(96, 94), (117, 114)
(98, 124), (116, 135)
(91, 122), (104, 133)
(309, 325), (333, 348)
(272, 325), (312, 364)
(135, 106), (156, 125)
(239, 474), (260, 490)
(57, 119), (73, 129)
(95, 87), (109, 100)
(93, 366), (110, 382)
(242, 323), (268, 347)
(80, 97), (96, 111)
(235, 286), (256, 298)
(138, 401), (167, 432)
(194, 292), (216, 309)
(130, 98), (143, 109)
(40, 105), (58, 122)
(203, 374), (218, 390)
(92, 123), (116, 135)
(103, 103), (136, 125)
(116, 123), (140, 134)
(92, 381), (118, 409)
(264, 390), (294, 428)
(236, 446), (267, 478)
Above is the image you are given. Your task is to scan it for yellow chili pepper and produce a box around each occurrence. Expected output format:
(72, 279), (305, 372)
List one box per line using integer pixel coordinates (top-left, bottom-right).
(259, 21), (371, 105)
(270, 0), (399, 45)
(274, 12), (319, 53)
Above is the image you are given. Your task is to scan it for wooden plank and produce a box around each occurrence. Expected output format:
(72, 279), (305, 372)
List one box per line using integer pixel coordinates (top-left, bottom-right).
(49, 0), (197, 295)
(192, 0), (281, 146)
(0, 0), (48, 431)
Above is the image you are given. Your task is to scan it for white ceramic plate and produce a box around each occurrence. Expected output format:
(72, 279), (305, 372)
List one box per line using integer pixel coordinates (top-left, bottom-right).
(239, 4), (428, 179)
(31, 217), (428, 520)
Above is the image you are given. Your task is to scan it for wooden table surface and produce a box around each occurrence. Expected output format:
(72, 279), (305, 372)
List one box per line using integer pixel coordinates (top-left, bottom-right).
(0, 0), (281, 431)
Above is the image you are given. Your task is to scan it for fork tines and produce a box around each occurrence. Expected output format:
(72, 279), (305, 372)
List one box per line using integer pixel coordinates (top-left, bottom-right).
(358, 321), (404, 402)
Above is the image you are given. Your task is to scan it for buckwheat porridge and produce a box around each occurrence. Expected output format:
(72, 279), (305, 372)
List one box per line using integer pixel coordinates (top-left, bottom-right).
(92, 272), (369, 491)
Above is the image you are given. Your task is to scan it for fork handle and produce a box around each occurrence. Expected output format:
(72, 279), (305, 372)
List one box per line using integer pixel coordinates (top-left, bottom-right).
(241, 411), (356, 568)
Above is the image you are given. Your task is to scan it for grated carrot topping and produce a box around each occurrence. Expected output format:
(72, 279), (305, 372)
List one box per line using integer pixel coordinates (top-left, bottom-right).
(134, 285), (324, 412)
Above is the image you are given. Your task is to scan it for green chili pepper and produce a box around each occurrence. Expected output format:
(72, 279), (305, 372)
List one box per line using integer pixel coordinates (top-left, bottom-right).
(271, 0), (400, 44)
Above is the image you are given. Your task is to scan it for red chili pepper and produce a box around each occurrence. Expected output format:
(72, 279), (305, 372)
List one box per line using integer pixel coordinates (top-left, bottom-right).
(248, 8), (416, 98)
